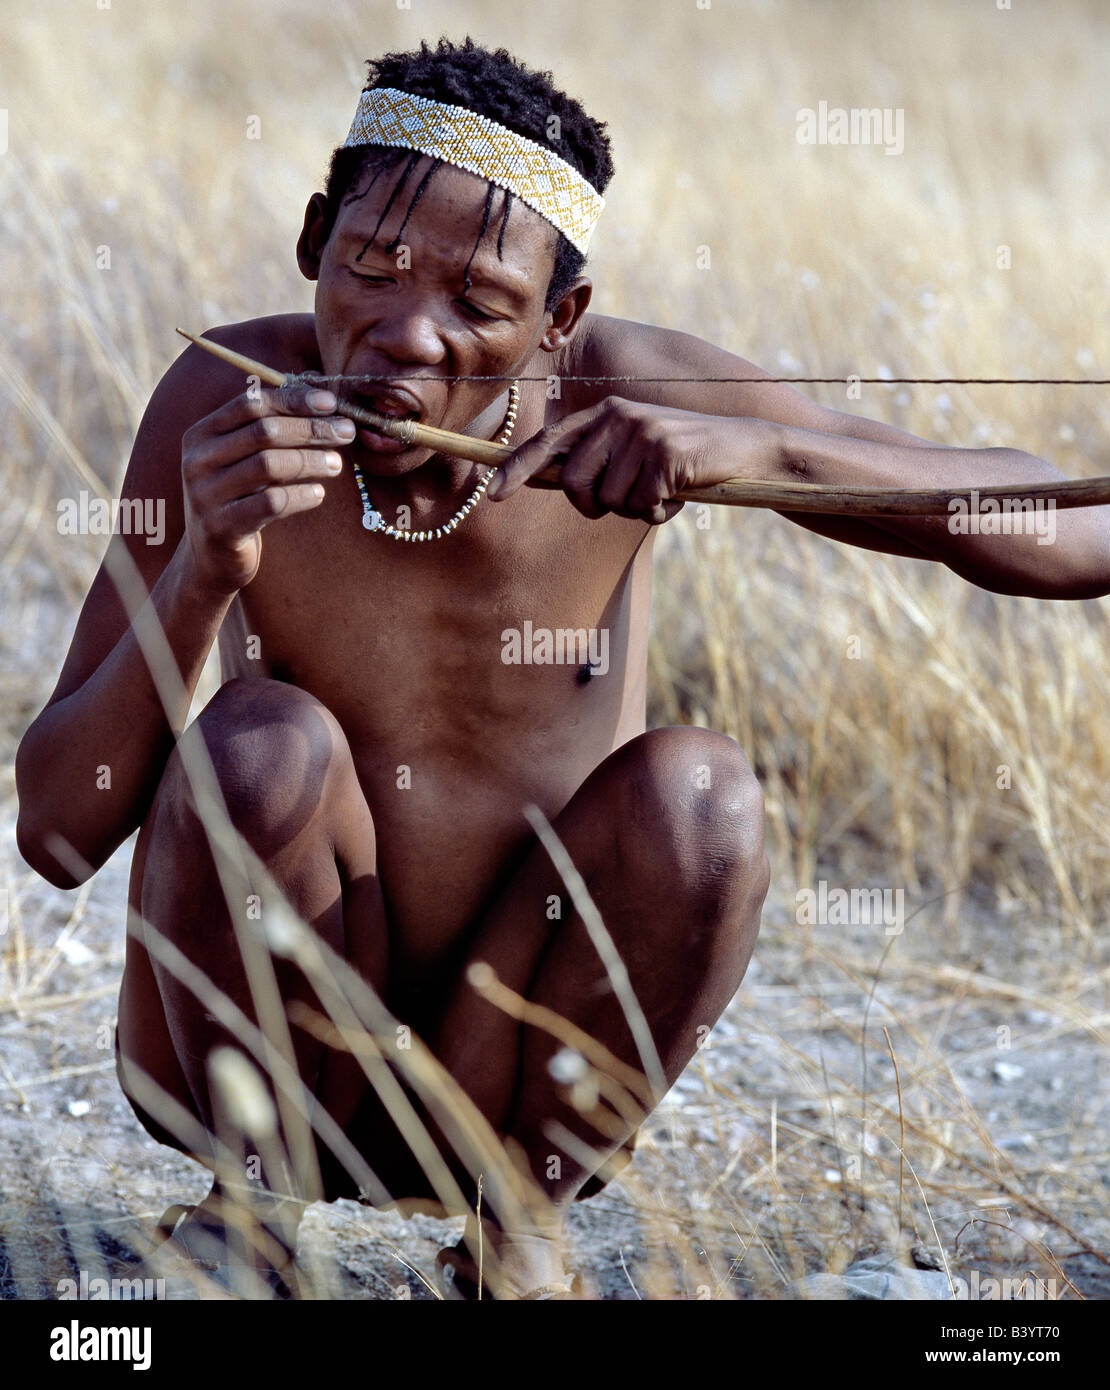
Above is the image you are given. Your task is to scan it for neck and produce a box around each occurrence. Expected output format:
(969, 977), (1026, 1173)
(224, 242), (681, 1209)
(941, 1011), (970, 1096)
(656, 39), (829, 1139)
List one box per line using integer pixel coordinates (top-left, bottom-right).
(354, 383), (515, 518)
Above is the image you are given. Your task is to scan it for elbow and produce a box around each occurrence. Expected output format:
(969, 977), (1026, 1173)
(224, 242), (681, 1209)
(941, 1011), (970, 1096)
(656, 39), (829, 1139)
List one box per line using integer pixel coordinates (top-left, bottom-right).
(14, 730), (93, 889)
(1033, 527), (1110, 599)
(966, 516), (1110, 599)
(14, 812), (88, 890)
(1043, 506), (1110, 597)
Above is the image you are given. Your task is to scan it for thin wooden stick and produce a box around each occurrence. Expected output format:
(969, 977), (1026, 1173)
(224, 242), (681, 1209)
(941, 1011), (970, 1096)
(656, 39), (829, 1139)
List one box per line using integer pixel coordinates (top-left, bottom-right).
(176, 328), (1110, 516)
(176, 328), (509, 467)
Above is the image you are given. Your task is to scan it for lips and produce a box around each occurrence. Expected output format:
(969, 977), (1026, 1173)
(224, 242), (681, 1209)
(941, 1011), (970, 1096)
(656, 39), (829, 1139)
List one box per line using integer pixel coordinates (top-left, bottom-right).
(346, 383), (424, 425)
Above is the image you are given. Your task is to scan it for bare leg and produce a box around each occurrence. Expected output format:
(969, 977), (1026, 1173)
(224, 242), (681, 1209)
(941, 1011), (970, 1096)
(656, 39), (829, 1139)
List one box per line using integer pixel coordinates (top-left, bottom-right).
(430, 727), (770, 1295)
(117, 677), (386, 1273)
(118, 684), (767, 1296)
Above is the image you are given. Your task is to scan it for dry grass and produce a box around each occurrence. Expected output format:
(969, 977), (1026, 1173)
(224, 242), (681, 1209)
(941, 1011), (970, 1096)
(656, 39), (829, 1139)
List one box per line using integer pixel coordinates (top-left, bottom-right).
(2, 0), (1109, 1299)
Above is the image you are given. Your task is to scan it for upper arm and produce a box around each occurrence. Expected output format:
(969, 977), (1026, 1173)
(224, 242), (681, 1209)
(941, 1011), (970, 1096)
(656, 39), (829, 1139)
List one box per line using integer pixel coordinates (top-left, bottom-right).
(574, 314), (938, 558)
(43, 323), (257, 709)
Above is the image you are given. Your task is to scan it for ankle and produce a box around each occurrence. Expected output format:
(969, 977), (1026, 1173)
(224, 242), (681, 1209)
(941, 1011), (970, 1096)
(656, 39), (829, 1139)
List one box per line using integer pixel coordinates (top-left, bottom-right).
(204, 1182), (305, 1259)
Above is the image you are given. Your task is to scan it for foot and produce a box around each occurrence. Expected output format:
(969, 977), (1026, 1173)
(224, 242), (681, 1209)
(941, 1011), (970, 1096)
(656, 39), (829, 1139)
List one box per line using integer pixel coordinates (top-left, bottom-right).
(154, 1184), (304, 1299)
(435, 1219), (577, 1300)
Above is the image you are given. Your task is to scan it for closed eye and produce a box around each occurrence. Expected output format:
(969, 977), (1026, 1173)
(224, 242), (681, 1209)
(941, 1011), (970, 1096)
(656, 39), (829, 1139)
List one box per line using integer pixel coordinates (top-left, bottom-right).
(458, 299), (499, 323)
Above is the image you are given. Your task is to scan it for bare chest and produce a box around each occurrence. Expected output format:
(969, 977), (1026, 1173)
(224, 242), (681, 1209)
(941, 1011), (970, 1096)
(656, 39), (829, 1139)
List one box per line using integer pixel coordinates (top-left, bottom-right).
(219, 463), (652, 945)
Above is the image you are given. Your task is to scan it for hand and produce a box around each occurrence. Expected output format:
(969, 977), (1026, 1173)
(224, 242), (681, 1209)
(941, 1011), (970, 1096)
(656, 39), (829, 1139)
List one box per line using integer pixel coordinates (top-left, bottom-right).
(486, 395), (778, 524)
(180, 383), (355, 594)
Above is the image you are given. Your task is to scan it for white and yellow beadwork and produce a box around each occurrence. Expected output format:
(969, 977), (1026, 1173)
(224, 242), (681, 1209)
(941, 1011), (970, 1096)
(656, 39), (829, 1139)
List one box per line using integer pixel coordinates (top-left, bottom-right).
(342, 86), (605, 255)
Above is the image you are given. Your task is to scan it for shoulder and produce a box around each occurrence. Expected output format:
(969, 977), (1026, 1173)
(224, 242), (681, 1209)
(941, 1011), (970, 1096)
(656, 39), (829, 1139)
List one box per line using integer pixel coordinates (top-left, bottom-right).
(130, 313), (318, 478)
(175, 312), (319, 395)
(117, 313), (320, 540)
(559, 312), (771, 414)
(556, 311), (847, 431)
(573, 312), (768, 381)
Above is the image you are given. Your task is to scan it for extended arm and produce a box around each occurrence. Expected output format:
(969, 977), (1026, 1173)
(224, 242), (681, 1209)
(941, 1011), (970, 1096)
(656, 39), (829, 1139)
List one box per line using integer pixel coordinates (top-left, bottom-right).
(493, 314), (1110, 599)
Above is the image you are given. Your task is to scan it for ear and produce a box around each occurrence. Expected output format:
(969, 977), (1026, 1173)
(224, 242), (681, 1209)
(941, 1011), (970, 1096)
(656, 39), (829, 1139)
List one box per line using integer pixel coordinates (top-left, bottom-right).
(540, 277), (593, 353)
(296, 193), (331, 282)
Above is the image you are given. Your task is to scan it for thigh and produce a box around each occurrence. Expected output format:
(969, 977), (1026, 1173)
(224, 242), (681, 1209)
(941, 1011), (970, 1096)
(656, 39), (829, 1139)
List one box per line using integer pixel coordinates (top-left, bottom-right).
(324, 727), (768, 1205)
(116, 678), (388, 1160)
(440, 726), (766, 1022)
(426, 727), (767, 1118)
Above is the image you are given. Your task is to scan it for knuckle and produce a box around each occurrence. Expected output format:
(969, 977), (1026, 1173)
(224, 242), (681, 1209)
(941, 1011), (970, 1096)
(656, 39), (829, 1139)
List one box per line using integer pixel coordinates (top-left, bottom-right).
(560, 462), (593, 493)
(259, 486), (286, 518)
(254, 415), (285, 447)
(254, 450), (279, 482)
(261, 450), (299, 482)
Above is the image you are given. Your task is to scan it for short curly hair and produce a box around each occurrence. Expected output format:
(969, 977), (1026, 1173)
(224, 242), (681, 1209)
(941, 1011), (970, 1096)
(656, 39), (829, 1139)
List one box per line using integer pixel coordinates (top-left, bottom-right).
(319, 37), (614, 313)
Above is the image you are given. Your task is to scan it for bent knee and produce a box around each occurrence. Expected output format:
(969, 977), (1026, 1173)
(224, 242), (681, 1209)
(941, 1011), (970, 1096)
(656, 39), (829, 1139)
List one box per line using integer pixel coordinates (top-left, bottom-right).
(610, 726), (769, 894)
(156, 677), (353, 854)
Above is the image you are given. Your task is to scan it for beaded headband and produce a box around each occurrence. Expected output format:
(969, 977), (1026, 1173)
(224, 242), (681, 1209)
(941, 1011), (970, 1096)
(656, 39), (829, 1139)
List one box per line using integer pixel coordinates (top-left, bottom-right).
(342, 86), (605, 255)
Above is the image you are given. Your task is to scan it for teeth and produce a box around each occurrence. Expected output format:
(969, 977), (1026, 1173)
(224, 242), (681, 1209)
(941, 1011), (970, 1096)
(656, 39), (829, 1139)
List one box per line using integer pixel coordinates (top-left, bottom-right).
(364, 395), (412, 419)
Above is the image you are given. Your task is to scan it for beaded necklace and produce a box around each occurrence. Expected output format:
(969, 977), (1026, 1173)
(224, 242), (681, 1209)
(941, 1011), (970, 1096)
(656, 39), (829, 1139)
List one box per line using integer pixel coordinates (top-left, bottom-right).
(351, 381), (520, 541)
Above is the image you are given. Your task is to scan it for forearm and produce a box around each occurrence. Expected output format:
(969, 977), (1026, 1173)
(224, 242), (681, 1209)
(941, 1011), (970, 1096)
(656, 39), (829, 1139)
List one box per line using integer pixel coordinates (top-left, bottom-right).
(770, 423), (1110, 597)
(16, 542), (234, 886)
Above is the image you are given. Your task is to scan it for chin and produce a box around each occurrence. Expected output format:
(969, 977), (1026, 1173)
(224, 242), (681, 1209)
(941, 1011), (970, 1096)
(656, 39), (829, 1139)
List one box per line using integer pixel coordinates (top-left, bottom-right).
(354, 426), (417, 460)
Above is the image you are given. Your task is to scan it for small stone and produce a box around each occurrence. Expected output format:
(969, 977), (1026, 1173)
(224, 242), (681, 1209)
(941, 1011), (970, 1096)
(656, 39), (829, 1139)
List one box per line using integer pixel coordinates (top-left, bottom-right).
(67, 1100), (91, 1118)
(992, 1061), (1025, 1084)
(59, 939), (95, 966)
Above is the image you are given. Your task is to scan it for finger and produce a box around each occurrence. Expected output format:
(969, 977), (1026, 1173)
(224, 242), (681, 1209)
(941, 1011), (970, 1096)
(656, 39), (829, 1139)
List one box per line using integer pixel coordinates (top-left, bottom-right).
(559, 444), (616, 520)
(650, 499), (685, 525)
(223, 482), (328, 533)
(559, 413), (650, 518)
(190, 381), (352, 443)
(224, 410), (356, 464)
(184, 413), (354, 492)
(623, 465), (680, 523)
(487, 404), (610, 500)
(205, 449), (345, 505)
(595, 452), (647, 514)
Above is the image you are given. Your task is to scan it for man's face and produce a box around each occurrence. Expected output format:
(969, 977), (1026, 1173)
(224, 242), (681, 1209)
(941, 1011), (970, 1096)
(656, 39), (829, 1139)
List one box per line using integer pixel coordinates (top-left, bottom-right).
(303, 157), (562, 475)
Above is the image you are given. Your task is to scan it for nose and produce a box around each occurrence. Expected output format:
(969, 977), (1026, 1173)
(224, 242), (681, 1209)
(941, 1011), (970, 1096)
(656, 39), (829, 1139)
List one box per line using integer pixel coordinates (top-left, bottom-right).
(366, 291), (447, 368)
